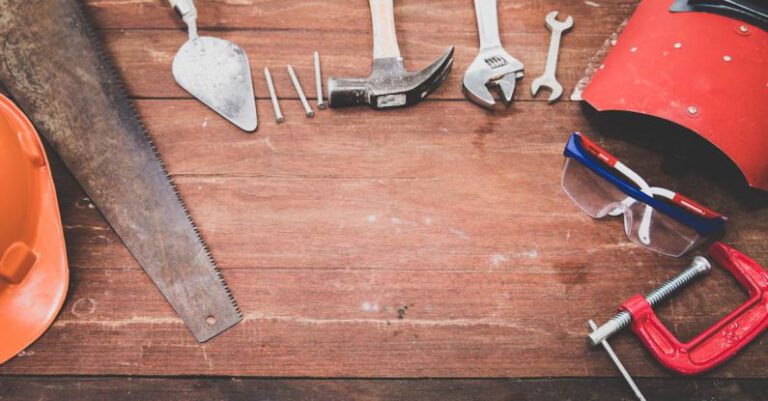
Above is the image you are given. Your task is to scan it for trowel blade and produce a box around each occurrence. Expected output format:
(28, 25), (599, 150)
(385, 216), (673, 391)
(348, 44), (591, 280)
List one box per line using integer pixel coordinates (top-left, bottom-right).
(172, 36), (257, 132)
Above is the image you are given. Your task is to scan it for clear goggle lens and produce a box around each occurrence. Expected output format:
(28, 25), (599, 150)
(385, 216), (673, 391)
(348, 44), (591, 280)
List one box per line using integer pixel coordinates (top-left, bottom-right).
(561, 158), (703, 257)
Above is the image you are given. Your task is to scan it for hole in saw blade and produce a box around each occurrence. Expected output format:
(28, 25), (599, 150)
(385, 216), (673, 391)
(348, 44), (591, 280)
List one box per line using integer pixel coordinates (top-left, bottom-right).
(206, 315), (216, 325)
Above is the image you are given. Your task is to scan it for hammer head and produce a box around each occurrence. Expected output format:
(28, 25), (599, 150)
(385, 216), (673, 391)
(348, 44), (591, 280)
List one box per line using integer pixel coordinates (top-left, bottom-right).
(328, 46), (454, 109)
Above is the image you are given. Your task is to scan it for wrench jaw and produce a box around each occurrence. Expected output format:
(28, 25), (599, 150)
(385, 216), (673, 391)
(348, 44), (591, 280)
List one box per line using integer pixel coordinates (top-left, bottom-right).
(462, 52), (525, 109)
(462, 73), (496, 109)
(497, 73), (521, 105)
(530, 77), (563, 104)
(546, 83), (564, 103)
(545, 11), (574, 32)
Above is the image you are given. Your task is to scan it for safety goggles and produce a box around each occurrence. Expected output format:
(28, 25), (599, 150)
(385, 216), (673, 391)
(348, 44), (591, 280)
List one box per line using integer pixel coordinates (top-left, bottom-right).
(561, 133), (727, 257)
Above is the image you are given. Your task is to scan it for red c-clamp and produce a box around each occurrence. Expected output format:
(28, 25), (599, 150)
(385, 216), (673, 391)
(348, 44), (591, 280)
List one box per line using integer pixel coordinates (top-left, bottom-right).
(626, 242), (768, 375)
(589, 242), (768, 375)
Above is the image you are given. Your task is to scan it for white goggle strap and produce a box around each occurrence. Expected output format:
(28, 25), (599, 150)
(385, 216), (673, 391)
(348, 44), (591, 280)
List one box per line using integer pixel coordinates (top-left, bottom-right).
(637, 187), (677, 245)
(593, 153), (696, 247)
(607, 161), (653, 216)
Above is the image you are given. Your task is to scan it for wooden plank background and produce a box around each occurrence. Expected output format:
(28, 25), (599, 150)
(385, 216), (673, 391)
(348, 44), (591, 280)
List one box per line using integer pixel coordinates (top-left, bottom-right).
(2, 0), (767, 393)
(2, 377), (768, 401)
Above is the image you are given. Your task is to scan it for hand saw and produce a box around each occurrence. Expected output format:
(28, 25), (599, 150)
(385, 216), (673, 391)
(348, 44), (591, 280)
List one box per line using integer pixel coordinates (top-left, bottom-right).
(0, 0), (242, 342)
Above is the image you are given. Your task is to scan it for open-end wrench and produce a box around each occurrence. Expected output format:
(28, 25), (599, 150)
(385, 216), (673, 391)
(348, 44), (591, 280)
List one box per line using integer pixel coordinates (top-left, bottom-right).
(463, 0), (525, 109)
(531, 11), (573, 102)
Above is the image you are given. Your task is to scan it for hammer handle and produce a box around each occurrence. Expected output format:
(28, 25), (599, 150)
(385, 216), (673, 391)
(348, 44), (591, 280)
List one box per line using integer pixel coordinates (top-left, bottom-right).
(370, 0), (401, 59)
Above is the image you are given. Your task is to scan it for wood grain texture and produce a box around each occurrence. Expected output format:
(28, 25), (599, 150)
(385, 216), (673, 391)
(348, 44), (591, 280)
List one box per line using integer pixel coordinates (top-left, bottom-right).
(86, 0), (637, 100)
(103, 29), (605, 101)
(2, 377), (768, 401)
(2, 0), (767, 385)
(85, 0), (638, 34)
(3, 100), (766, 377)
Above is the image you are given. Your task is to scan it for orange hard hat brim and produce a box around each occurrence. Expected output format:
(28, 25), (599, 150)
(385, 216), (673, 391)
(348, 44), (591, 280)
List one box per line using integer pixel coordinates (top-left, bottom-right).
(0, 94), (69, 364)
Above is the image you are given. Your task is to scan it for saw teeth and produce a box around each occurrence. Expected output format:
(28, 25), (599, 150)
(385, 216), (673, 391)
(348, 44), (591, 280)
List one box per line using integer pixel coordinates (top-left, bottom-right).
(71, 0), (242, 320)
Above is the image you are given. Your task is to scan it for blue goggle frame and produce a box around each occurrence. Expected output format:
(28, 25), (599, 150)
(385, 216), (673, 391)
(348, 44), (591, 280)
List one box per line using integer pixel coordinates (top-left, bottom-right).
(563, 133), (726, 236)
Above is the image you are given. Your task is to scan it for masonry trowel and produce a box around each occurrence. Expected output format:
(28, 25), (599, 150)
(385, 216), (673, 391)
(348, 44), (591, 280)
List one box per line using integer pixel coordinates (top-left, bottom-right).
(169, 0), (257, 132)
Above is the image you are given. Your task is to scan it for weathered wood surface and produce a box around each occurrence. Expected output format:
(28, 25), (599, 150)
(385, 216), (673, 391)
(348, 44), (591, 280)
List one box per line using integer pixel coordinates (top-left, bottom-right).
(2, 377), (768, 401)
(87, 0), (634, 101)
(104, 29), (604, 101)
(4, 100), (766, 377)
(1, 0), (766, 385)
(86, 0), (637, 33)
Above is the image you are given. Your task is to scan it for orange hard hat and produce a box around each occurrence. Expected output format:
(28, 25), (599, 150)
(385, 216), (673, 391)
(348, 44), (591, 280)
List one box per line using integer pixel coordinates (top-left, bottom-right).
(0, 94), (68, 364)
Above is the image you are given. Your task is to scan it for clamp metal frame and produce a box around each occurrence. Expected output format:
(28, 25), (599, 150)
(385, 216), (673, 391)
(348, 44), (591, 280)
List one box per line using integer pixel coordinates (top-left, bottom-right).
(623, 242), (768, 375)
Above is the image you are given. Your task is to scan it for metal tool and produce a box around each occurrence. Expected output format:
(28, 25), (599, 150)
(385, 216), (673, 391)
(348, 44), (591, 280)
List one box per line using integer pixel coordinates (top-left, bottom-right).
(264, 67), (285, 123)
(531, 11), (573, 102)
(328, 0), (454, 109)
(169, 0), (257, 132)
(590, 242), (768, 375)
(463, 0), (525, 109)
(0, 0), (242, 342)
(589, 256), (711, 347)
(587, 320), (647, 401)
(287, 65), (314, 118)
(314, 51), (326, 110)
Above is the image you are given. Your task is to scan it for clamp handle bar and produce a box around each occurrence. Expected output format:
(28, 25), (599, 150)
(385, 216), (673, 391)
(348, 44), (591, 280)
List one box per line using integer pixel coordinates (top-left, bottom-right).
(622, 242), (768, 375)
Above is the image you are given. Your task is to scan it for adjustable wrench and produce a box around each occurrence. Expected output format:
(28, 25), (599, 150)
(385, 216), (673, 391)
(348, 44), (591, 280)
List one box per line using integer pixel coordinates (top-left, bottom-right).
(531, 11), (573, 102)
(463, 0), (524, 109)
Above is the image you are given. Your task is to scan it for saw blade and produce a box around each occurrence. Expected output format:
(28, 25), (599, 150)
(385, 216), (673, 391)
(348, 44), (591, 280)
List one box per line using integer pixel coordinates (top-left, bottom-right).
(0, 0), (242, 342)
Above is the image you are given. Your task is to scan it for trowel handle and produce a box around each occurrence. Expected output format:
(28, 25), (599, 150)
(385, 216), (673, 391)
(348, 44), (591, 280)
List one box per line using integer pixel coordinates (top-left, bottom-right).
(369, 0), (401, 59)
(169, 0), (198, 40)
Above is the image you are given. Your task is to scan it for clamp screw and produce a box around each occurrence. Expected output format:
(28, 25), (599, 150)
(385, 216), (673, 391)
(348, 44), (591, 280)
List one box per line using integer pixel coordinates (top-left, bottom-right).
(739, 25), (749, 33)
(588, 256), (711, 347)
(687, 106), (699, 115)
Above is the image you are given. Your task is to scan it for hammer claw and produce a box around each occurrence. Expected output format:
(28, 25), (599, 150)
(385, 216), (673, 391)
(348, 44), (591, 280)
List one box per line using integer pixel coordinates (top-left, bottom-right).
(328, 1), (454, 110)
(412, 46), (455, 96)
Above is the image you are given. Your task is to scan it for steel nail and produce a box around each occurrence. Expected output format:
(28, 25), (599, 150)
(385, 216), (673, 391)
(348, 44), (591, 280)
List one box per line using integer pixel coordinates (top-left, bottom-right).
(287, 65), (314, 118)
(314, 51), (326, 110)
(264, 67), (284, 123)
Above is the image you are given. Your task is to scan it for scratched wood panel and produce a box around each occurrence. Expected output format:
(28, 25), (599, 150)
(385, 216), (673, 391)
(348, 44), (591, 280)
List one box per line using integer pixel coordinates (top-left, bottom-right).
(60, 101), (768, 272)
(3, 0), (767, 385)
(85, 0), (638, 34)
(3, 101), (766, 376)
(2, 377), (768, 401)
(1, 243), (767, 377)
(103, 28), (606, 100)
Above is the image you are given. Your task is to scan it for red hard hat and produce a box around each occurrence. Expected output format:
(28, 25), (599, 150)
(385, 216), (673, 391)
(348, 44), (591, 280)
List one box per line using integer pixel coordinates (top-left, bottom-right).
(0, 94), (68, 364)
